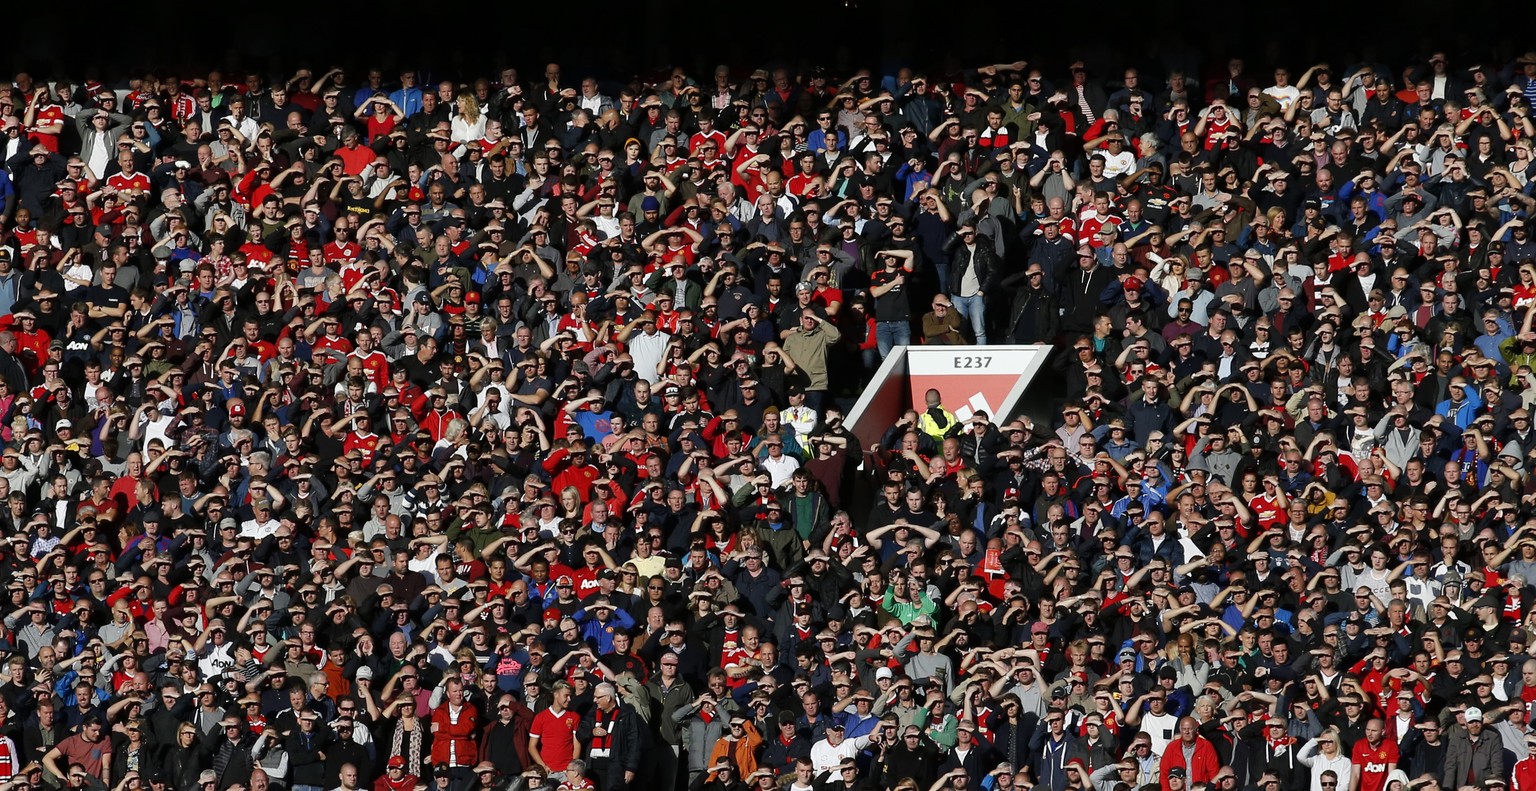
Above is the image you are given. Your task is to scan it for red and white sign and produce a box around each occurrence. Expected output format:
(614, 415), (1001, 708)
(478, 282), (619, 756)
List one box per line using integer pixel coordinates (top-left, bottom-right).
(905, 347), (1052, 421)
(849, 346), (1053, 451)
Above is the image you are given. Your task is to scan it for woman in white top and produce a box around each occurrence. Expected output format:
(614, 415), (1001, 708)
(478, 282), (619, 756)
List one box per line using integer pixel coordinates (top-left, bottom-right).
(1297, 727), (1353, 791)
(450, 92), (486, 144)
(59, 248), (95, 293)
(1148, 254), (1188, 298)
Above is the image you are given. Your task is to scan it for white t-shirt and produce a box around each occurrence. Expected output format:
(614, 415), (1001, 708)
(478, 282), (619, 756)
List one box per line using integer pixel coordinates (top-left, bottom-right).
(408, 550), (443, 574)
(809, 734), (870, 777)
(198, 641), (237, 677)
(1140, 711), (1179, 754)
(628, 329), (672, 383)
(1101, 149), (1136, 178)
(240, 517), (280, 539)
(1359, 567), (1393, 604)
(84, 130), (113, 180)
(139, 412), (174, 453)
(1265, 85), (1300, 110)
(761, 453), (801, 488)
(958, 245), (981, 297)
(1402, 576), (1437, 612)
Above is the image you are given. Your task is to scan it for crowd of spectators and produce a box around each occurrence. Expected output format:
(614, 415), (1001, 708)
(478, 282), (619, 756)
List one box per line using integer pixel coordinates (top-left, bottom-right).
(2, 47), (1536, 791)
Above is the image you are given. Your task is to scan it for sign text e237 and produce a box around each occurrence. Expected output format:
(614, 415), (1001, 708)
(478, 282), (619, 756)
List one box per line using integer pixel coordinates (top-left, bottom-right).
(952, 356), (994, 369)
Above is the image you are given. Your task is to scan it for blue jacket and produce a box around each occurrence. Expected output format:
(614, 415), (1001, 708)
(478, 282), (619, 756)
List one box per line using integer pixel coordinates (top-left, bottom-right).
(573, 607), (635, 653)
(1337, 179), (1388, 221)
(389, 86), (424, 117)
(1434, 391), (1483, 429)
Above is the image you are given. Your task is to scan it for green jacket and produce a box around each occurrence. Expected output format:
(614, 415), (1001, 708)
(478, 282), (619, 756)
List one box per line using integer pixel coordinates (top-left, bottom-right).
(997, 101), (1038, 139)
(753, 520), (804, 569)
(642, 676), (695, 746)
(1500, 336), (1536, 379)
(782, 321), (842, 391)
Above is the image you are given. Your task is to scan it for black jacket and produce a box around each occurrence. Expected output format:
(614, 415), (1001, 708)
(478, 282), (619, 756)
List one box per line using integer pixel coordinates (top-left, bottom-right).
(939, 741), (998, 789)
(201, 730), (259, 791)
(4, 151), (68, 215)
(1060, 264), (1118, 336)
(578, 704), (647, 791)
(1238, 723), (1306, 790)
(110, 741), (161, 788)
(958, 426), (1008, 479)
(877, 738), (944, 789)
(945, 239), (998, 297)
(284, 728), (332, 788)
(1004, 281), (1061, 344)
(161, 744), (203, 791)
(324, 736), (372, 786)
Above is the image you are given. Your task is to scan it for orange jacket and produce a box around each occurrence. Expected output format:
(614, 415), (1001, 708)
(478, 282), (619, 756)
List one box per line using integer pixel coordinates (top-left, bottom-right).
(707, 721), (763, 777)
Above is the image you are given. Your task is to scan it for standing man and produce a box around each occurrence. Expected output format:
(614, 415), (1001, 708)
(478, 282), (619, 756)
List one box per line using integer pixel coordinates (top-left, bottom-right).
(643, 651), (693, 791)
(481, 693), (535, 778)
(1445, 707), (1503, 788)
(205, 714), (258, 791)
(781, 309), (841, 413)
(870, 250), (915, 356)
(1158, 717), (1218, 791)
(432, 678), (480, 785)
(1350, 719), (1398, 791)
(946, 220), (996, 344)
(287, 711), (330, 791)
(1006, 264), (1060, 344)
(579, 683), (644, 791)
(529, 682), (581, 775)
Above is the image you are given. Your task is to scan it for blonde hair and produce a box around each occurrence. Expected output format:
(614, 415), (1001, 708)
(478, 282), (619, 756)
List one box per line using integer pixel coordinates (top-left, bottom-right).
(457, 92), (481, 124)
